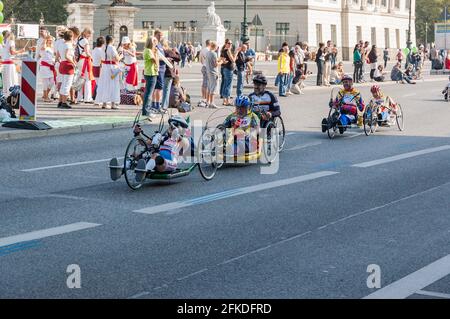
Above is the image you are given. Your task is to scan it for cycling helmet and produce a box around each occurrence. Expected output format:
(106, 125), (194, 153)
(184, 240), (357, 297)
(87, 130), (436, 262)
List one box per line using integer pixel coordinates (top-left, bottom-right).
(235, 95), (251, 108)
(168, 115), (189, 129)
(370, 85), (381, 94)
(253, 74), (268, 85)
(341, 74), (353, 82)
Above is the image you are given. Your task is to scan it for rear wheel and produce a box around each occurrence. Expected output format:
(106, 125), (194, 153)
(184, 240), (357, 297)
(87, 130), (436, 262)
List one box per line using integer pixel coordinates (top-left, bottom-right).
(197, 129), (218, 181)
(124, 137), (149, 190)
(396, 104), (405, 131)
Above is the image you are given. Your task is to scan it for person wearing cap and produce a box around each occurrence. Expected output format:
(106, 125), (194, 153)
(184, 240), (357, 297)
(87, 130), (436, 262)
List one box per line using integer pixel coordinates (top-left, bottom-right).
(121, 36), (139, 90)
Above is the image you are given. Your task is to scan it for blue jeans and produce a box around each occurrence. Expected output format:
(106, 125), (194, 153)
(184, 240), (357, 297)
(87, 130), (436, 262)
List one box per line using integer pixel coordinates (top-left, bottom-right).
(161, 77), (173, 110)
(287, 72), (294, 91)
(221, 67), (233, 99)
(236, 70), (245, 97)
(278, 73), (289, 96)
(142, 75), (157, 115)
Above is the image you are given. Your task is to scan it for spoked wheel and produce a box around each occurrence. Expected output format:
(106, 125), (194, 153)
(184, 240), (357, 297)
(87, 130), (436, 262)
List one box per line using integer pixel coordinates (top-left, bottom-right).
(124, 137), (149, 190)
(214, 124), (226, 169)
(327, 108), (339, 139)
(273, 116), (286, 151)
(197, 128), (218, 181)
(363, 106), (378, 136)
(262, 122), (279, 164)
(395, 104), (405, 131)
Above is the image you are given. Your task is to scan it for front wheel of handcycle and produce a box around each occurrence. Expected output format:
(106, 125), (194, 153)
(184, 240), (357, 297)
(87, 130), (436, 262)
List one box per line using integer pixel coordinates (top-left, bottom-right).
(262, 121), (279, 164)
(197, 129), (219, 181)
(273, 116), (286, 151)
(395, 104), (405, 131)
(327, 108), (339, 139)
(363, 106), (378, 136)
(124, 137), (149, 190)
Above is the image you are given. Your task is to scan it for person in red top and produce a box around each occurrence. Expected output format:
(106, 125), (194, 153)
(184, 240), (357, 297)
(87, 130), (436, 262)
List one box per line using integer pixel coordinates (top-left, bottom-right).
(287, 49), (296, 95)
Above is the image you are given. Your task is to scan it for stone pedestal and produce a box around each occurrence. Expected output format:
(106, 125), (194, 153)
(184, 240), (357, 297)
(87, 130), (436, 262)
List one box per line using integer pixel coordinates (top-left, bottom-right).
(108, 5), (139, 45)
(202, 25), (227, 51)
(66, 2), (97, 32)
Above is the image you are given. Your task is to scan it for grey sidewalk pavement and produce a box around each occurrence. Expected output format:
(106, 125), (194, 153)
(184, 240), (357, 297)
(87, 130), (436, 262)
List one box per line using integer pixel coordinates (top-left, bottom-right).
(0, 61), (444, 142)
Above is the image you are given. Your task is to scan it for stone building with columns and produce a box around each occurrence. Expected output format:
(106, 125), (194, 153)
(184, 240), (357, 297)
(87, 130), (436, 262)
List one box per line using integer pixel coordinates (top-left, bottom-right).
(68, 0), (416, 60)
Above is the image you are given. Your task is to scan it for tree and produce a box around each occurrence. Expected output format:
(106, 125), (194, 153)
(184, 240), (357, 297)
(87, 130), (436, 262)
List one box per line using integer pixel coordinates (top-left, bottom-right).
(2, 0), (69, 24)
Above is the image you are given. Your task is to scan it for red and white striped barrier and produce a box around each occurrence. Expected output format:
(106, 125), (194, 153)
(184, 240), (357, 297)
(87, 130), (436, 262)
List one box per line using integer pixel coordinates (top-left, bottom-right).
(19, 60), (37, 121)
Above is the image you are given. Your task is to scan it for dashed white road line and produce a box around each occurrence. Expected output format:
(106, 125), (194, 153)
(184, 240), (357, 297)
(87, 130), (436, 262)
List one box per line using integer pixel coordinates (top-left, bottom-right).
(21, 157), (124, 172)
(415, 290), (450, 299)
(285, 141), (323, 152)
(134, 171), (339, 215)
(364, 253), (450, 299)
(0, 222), (101, 248)
(353, 145), (450, 168)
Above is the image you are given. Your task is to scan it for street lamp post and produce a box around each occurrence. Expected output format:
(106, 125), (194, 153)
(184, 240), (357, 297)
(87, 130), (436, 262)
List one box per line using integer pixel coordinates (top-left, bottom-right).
(241, 0), (249, 44)
(406, 0), (413, 67)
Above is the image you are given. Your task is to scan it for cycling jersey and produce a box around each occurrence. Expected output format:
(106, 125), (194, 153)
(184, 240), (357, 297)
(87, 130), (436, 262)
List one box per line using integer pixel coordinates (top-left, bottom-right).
(335, 88), (365, 116)
(248, 91), (281, 117)
(223, 111), (260, 131)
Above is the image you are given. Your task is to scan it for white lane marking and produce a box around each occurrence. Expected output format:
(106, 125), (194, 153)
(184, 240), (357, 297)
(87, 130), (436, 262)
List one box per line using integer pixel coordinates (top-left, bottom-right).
(134, 171), (339, 215)
(177, 268), (208, 281)
(415, 290), (450, 299)
(219, 231), (312, 266)
(128, 291), (151, 299)
(364, 254), (450, 299)
(403, 93), (417, 97)
(353, 145), (450, 168)
(21, 157), (124, 172)
(285, 142), (323, 152)
(0, 222), (101, 248)
(345, 132), (364, 139)
(285, 132), (298, 136)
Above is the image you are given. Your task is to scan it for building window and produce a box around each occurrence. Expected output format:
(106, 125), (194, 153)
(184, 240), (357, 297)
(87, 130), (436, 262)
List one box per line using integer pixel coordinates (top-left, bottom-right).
(316, 24), (322, 46)
(174, 21), (187, 31)
(356, 26), (362, 42)
(142, 21), (154, 30)
(371, 27), (377, 46)
(331, 24), (337, 46)
(275, 22), (290, 48)
(384, 28), (390, 48)
(396, 29), (400, 48)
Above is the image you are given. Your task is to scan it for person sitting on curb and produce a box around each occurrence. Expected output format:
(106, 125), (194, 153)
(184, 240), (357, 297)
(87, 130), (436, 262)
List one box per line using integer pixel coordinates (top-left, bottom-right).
(390, 62), (416, 85)
(169, 76), (188, 109)
(373, 65), (386, 82)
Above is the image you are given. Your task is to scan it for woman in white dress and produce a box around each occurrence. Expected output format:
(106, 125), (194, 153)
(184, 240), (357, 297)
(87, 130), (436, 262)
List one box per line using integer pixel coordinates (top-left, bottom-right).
(95, 35), (122, 110)
(57, 30), (76, 109)
(92, 36), (105, 104)
(39, 36), (56, 103)
(76, 28), (94, 103)
(1, 31), (25, 96)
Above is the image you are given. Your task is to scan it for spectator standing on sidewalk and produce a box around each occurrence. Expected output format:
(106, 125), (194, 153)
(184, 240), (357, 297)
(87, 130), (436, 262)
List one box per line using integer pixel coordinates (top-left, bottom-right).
(360, 41), (370, 82)
(205, 41), (224, 108)
(383, 47), (390, 69)
(179, 42), (187, 68)
(396, 49), (404, 65)
(235, 43), (250, 97)
(152, 29), (166, 111)
(368, 45), (378, 81)
(39, 36), (56, 103)
(92, 36), (105, 103)
(76, 28), (94, 104)
(122, 37), (139, 91)
(162, 40), (181, 110)
(323, 46), (331, 86)
(278, 42), (291, 96)
(198, 40), (211, 107)
(220, 39), (235, 106)
(57, 30), (76, 109)
(141, 37), (159, 116)
(315, 42), (325, 86)
(353, 43), (363, 83)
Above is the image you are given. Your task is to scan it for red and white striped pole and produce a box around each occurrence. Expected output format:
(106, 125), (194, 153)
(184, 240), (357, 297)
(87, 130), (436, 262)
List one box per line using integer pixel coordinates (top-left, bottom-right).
(19, 59), (37, 121)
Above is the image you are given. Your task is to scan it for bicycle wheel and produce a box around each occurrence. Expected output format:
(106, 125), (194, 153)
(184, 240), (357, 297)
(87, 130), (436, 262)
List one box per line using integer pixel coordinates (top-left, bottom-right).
(262, 121), (279, 164)
(273, 116), (286, 151)
(197, 129), (218, 181)
(124, 137), (149, 190)
(363, 106), (378, 136)
(327, 108), (338, 139)
(215, 124), (226, 169)
(396, 104), (405, 131)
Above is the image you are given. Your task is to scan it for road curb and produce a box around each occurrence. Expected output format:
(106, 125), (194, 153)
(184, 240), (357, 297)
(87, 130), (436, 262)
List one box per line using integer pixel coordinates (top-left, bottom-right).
(0, 121), (135, 142)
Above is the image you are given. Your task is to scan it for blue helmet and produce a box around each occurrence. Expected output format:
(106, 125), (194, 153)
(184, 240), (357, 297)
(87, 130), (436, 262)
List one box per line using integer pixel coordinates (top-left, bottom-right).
(235, 95), (250, 108)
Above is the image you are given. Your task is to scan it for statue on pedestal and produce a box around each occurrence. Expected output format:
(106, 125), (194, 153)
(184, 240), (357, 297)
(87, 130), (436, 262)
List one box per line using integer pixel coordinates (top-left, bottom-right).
(206, 2), (223, 28)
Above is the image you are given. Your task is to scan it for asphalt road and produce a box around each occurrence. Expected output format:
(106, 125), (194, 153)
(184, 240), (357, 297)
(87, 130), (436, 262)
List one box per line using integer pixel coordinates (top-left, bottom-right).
(1, 79), (450, 299)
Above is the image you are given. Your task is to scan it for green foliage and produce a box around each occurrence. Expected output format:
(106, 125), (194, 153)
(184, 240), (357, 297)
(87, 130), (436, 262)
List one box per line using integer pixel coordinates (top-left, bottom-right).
(2, 0), (69, 24)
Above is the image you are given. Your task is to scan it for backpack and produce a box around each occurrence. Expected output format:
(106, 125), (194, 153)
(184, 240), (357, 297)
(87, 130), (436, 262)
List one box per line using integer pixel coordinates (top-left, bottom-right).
(74, 37), (84, 63)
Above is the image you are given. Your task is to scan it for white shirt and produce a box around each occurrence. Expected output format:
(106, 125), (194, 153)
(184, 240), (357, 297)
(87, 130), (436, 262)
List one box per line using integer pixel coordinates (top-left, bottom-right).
(78, 38), (90, 57)
(54, 38), (65, 61)
(92, 47), (105, 67)
(200, 47), (209, 66)
(40, 47), (55, 65)
(123, 47), (137, 65)
(1, 40), (15, 60)
(35, 37), (45, 61)
(58, 42), (74, 62)
(105, 45), (119, 62)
